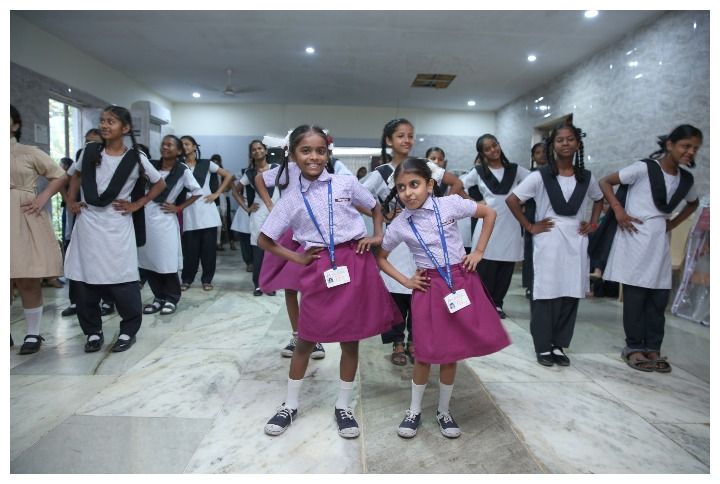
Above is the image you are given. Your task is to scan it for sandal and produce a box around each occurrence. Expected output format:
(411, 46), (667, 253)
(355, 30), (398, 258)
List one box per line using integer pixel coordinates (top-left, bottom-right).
(405, 342), (416, 364)
(391, 342), (407, 366)
(621, 347), (654, 372)
(645, 351), (672, 373)
(143, 300), (163, 314)
(160, 301), (176, 315)
(180, 283), (190, 291)
(202, 283), (214, 291)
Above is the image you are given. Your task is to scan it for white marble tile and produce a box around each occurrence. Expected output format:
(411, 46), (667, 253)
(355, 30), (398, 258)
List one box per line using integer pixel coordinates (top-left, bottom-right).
(653, 423), (709, 466)
(185, 379), (363, 473)
(76, 347), (250, 419)
(10, 374), (116, 460)
(571, 354), (709, 424)
(163, 314), (271, 351)
(485, 381), (708, 473)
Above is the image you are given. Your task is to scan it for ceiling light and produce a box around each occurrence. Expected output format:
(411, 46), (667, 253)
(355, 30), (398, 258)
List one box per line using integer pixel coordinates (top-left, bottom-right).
(67, 88), (72, 93)
(467, 100), (476, 107)
(634, 74), (643, 79)
(693, 22), (697, 29)
(527, 55), (537, 62)
(628, 61), (638, 67)
(543, 113), (552, 118)
(305, 47), (315, 54)
(418, 138), (425, 142)
(192, 92), (201, 98)
(584, 11), (599, 18)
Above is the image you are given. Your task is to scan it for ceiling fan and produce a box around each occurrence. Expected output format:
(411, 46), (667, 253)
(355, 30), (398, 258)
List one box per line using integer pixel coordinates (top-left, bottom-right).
(221, 68), (260, 96)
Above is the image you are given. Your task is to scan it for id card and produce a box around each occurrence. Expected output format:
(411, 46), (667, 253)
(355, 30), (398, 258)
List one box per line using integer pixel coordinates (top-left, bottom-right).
(444, 289), (471, 313)
(324, 266), (351, 288)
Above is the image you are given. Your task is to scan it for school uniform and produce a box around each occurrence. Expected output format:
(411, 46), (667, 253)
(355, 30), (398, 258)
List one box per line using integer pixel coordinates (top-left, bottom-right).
(229, 169), (253, 266)
(382, 194), (511, 364)
(362, 161), (446, 345)
(463, 164), (530, 310)
(604, 160), (697, 351)
(138, 162), (203, 304)
(181, 160), (222, 286)
(65, 146), (162, 338)
(261, 170), (402, 343)
(512, 168), (603, 353)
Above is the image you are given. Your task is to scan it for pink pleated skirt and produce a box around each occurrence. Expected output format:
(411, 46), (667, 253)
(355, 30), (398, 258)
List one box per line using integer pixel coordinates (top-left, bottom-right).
(411, 264), (511, 364)
(297, 240), (403, 343)
(259, 230), (303, 292)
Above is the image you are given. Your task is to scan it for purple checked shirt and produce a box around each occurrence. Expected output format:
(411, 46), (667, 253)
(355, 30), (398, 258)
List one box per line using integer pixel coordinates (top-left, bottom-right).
(262, 162), (300, 191)
(261, 169), (378, 249)
(382, 195), (478, 269)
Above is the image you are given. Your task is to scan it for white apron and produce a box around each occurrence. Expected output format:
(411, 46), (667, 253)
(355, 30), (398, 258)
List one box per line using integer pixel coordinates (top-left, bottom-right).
(138, 201), (183, 273)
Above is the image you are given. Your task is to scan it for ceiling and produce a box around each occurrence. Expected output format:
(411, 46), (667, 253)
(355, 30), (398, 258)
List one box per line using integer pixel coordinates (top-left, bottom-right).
(15, 10), (664, 111)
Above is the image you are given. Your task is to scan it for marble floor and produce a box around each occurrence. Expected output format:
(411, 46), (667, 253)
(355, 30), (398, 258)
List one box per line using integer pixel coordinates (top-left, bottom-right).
(9, 251), (710, 474)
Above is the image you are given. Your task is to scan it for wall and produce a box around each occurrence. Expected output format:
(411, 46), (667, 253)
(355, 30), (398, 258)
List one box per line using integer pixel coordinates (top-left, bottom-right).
(496, 11), (710, 198)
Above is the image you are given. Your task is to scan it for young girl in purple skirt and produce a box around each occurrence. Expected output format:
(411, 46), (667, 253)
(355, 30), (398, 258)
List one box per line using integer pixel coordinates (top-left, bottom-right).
(376, 158), (511, 439)
(258, 125), (402, 439)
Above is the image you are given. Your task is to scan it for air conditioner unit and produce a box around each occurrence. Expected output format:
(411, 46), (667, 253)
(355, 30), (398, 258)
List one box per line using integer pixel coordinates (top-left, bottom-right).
(131, 100), (171, 125)
(130, 100), (172, 159)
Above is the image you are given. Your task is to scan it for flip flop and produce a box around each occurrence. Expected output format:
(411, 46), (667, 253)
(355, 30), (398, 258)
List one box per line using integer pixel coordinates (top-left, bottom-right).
(391, 342), (407, 366)
(143, 300), (163, 314)
(160, 301), (176, 315)
(645, 351), (672, 373)
(621, 347), (654, 372)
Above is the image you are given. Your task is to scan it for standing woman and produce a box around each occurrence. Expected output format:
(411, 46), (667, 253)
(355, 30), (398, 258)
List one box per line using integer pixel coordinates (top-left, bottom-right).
(10, 105), (67, 353)
(463, 134), (530, 319)
(210, 154), (235, 251)
(522, 142), (548, 299)
(600, 125), (701, 373)
(138, 135), (203, 315)
(179, 136), (235, 291)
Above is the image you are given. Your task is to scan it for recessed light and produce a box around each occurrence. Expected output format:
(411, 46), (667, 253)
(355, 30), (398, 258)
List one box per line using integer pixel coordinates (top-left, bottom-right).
(543, 113), (552, 118)
(192, 92), (201, 98)
(584, 11), (599, 19)
(418, 138), (425, 142)
(467, 100), (476, 107)
(628, 61), (638, 67)
(305, 47), (315, 54)
(67, 88), (72, 93)
(634, 74), (643, 79)
(527, 55), (537, 62)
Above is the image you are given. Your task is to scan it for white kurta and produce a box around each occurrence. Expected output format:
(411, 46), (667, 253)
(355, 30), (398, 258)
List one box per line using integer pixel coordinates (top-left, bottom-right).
(65, 149), (162, 284)
(464, 165), (530, 262)
(512, 171), (603, 300)
(138, 166), (203, 273)
(239, 172), (280, 246)
(181, 161), (222, 231)
(604, 161), (698, 289)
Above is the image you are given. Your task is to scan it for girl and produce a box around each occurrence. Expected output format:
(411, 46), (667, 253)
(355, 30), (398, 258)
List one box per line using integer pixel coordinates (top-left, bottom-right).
(229, 159), (256, 273)
(463, 133), (530, 319)
(376, 158), (510, 439)
(522, 142), (548, 299)
(232, 140), (278, 297)
(65, 105), (166, 353)
(179, 136), (235, 291)
(259, 125), (401, 439)
(506, 121), (603, 367)
(138, 135), (203, 315)
(600, 125), (701, 373)
(10, 105), (67, 354)
(362, 119), (465, 366)
(210, 154), (235, 251)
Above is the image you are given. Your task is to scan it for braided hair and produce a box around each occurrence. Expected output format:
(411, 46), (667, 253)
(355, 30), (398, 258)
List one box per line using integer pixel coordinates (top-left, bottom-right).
(380, 118), (413, 165)
(10, 105), (22, 141)
(544, 120), (586, 182)
(648, 124), (702, 168)
(162, 135), (184, 163)
(530, 142), (544, 171)
(275, 125), (329, 190)
(180, 135), (202, 161)
(96, 105), (142, 168)
(381, 157), (434, 216)
(474, 134), (510, 177)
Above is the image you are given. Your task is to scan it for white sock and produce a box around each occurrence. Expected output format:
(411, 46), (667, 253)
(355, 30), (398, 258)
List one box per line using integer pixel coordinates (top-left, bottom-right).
(409, 380), (426, 414)
(437, 382), (454, 414)
(23, 306), (43, 341)
(68, 303), (76, 309)
(88, 334), (102, 342)
(285, 377), (304, 410)
(118, 334), (131, 341)
(539, 351), (551, 355)
(552, 347), (565, 355)
(335, 379), (354, 410)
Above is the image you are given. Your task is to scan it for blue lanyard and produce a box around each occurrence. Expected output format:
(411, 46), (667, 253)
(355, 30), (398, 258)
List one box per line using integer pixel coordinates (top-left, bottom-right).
(408, 197), (453, 292)
(300, 176), (336, 269)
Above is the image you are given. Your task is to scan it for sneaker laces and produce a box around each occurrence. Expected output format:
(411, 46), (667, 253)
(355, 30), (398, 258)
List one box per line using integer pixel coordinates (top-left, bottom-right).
(314, 343), (324, 351)
(274, 404), (295, 422)
(437, 411), (454, 425)
(286, 336), (297, 347)
(338, 408), (355, 420)
(403, 409), (419, 423)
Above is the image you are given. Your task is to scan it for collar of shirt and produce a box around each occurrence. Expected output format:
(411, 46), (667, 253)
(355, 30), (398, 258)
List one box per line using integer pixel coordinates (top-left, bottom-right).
(299, 169), (331, 193)
(402, 196), (435, 220)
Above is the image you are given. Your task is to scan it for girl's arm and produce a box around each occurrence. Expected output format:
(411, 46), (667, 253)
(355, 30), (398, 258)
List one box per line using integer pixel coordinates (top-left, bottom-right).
(21, 175), (69, 216)
(205, 167), (235, 203)
(598, 172), (643, 233)
(375, 247), (430, 292)
(113, 178), (167, 215)
(232, 181), (257, 213)
(667, 199), (700, 232)
(258, 232), (323, 265)
(506, 193), (554, 234)
(441, 171), (469, 198)
(67, 172), (86, 215)
(462, 204), (496, 271)
(162, 195), (201, 214)
(356, 202), (384, 253)
(579, 200), (604, 235)
(254, 172), (274, 210)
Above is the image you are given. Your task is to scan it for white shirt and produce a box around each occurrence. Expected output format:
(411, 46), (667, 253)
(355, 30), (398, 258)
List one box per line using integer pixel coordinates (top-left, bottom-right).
(181, 161), (222, 231)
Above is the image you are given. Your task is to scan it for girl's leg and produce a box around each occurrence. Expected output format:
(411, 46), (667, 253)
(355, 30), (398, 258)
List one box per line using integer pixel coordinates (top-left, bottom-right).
(622, 284), (648, 351)
(436, 362), (461, 438)
(334, 341), (361, 438)
(199, 227), (217, 285)
(551, 297), (579, 365)
(181, 230), (201, 285)
(398, 361), (431, 438)
(286, 290), (299, 333)
(251, 245), (264, 293)
(108, 282), (143, 351)
(530, 298), (556, 366)
(13, 278), (44, 353)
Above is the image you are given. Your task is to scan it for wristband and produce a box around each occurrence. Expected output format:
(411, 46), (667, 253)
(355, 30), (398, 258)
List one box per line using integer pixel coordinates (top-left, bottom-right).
(590, 223), (599, 230)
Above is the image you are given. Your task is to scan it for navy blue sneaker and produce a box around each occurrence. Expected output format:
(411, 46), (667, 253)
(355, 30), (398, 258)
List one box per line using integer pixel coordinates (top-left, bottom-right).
(311, 343), (326, 359)
(264, 404), (298, 436)
(436, 411), (461, 438)
(334, 407), (360, 438)
(281, 336), (297, 357)
(397, 409), (421, 438)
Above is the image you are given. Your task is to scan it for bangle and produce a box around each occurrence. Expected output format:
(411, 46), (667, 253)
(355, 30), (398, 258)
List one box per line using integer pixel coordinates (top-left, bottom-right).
(590, 223), (599, 230)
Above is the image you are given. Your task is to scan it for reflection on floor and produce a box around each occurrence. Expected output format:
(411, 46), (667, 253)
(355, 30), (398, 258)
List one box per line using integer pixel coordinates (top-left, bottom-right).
(10, 251), (709, 473)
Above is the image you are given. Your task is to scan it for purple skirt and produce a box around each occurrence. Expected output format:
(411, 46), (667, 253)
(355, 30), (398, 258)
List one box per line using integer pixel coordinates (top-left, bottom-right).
(411, 264), (511, 364)
(259, 230), (303, 292)
(298, 241), (403, 343)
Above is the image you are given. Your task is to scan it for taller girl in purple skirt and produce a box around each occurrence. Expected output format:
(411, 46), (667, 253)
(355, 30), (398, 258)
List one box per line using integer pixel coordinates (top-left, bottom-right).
(259, 125), (402, 439)
(376, 158), (511, 439)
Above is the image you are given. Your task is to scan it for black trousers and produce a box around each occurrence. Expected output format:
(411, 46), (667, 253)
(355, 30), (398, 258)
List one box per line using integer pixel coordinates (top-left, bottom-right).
(181, 227), (217, 285)
(252, 245), (265, 289)
(622, 284), (670, 351)
(530, 297), (579, 353)
(381, 292), (413, 344)
(68, 279), (113, 307)
(235, 232), (253, 265)
(477, 259), (515, 309)
(73, 280), (142, 337)
(139, 268), (181, 305)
